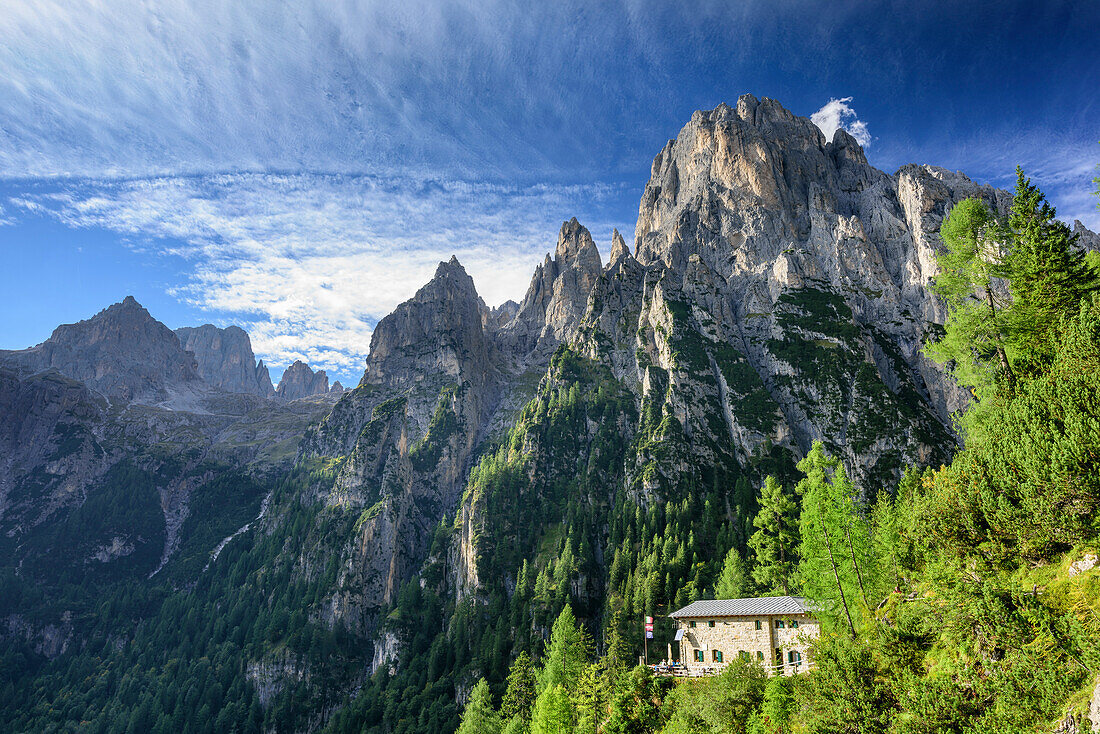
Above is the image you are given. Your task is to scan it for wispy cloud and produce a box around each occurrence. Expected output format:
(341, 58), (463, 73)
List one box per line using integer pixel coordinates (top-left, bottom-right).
(811, 97), (871, 148)
(9, 174), (631, 378)
(0, 0), (680, 181)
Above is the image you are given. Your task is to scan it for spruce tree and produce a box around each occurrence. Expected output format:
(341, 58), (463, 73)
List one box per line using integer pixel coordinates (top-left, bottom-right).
(714, 546), (749, 599)
(501, 652), (537, 724)
(1004, 167), (1100, 371)
(572, 663), (602, 734)
(530, 684), (574, 734)
(538, 605), (590, 694)
(748, 476), (798, 595)
(925, 196), (1015, 396)
(795, 443), (873, 636)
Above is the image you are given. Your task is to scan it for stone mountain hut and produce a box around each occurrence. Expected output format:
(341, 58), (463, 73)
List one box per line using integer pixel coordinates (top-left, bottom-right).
(668, 596), (819, 676)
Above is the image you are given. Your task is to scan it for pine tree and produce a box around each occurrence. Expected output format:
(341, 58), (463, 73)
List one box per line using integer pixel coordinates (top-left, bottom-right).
(457, 679), (501, 734)
(796, 443), (874, 636)
(603, 609), (632, 679)
(870, 489), (901, 599)
(530, 684), (574, 734)
(714, 546), (749, 599)
(748, 476), (798, 595)
(1004, 167), (1100, 371)
(572, 663), (602, 734)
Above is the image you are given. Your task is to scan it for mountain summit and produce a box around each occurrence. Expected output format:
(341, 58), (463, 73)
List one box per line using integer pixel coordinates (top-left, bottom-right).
(0, 296), (201, 403)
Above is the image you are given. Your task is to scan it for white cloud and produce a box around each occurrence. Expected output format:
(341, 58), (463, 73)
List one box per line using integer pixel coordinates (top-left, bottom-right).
(810, 97), (872, 148)
(10, 174), (631, 380)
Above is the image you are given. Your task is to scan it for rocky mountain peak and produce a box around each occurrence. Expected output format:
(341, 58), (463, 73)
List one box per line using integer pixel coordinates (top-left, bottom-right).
(827, 127), (869, 166)
(500, 219), (604, 360)
(361, 256), (495, 389)
(175, 324), (275, 398)
(556, 217), (602, 269)
(1075, 220), (1100, 253)
(428, 255), (479, 300)
(0, 296), (200, 403)
(275, 360), (329, 401)
(608, 228), (631, 267)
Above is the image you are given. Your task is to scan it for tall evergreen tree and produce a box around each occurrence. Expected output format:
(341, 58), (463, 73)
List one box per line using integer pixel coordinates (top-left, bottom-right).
(1004, 167), (1100, 371)
(572, 663), (602, 734)
(530, 684), (574, 734)
(796, 443), (874, 636)
(456, 679), (501, 734)
(538, 605), (590, 694)
(925, 196), (1016, 396)
(501, 651), (537, 724)
(870, 488), (902, 598)
(714, 546), (749, 599)
(748, 476), (798, 595)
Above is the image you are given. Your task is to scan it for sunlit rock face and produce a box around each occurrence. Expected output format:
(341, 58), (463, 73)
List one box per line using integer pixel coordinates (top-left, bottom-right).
(610, 94), (1019, 485)
(294, 95), (1047, 634)
(498, 217), (604, 365)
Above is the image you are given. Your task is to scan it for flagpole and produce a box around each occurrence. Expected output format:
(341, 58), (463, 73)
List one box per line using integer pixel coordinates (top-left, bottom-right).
(643, 615), (653, 665)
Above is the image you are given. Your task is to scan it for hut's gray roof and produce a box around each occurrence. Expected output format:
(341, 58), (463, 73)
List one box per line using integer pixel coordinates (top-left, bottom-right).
(668, 596), (811, 618)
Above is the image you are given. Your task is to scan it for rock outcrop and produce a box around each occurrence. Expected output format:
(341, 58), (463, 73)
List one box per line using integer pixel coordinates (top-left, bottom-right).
(0, 296), (200, 404)
(175, 324), (275, 397)
(275, 361), (329, 401)
(499, 218), (603, 363)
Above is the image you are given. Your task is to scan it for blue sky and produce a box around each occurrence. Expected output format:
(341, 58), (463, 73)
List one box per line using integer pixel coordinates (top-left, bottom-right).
(1, 0), (1097, 384)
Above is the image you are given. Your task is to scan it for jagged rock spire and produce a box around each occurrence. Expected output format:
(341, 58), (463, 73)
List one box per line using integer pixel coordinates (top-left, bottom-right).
(608, 228), (631, 267)
(500, 218), (603, 360)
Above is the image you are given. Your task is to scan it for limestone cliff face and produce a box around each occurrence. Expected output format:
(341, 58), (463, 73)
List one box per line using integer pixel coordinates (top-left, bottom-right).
(361, 257), (498, 393)
(241, 96), (1100, 663)
(0, 296), (200, 404)
(0, 301), (331, 589)
(302, 257), (506, 633)
(175, 324), (275, 397)
(586, 94), (1023, 486)
(275, 361), (330, 401)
